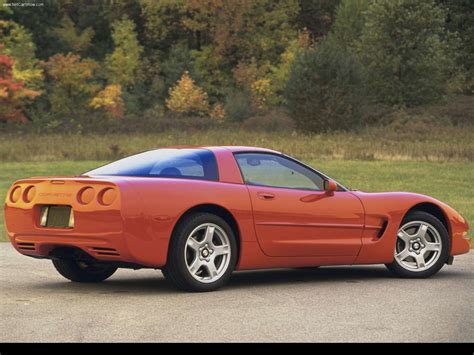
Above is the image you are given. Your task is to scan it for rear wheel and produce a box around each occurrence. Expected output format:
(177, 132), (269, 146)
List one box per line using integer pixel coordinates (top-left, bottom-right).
(385, 211), (450, 278)
(162, 213), (237, 292)
(52, 259), (117, 283)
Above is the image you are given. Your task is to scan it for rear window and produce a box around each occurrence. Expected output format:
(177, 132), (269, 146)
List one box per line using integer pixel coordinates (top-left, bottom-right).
(85, 148), (219, 181)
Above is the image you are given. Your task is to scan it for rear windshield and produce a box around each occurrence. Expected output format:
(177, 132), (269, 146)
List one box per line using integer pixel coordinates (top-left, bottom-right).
(85, 148), (219, 181)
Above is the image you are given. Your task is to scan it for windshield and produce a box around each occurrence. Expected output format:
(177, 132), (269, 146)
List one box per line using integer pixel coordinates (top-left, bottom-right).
(84, 148), (219, 181)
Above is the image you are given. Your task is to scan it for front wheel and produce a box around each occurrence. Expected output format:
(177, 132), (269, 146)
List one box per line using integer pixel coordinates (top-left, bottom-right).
(385, 211), (450, 278)
(162, 213), (237, 292)
(52, 259), (117, 283)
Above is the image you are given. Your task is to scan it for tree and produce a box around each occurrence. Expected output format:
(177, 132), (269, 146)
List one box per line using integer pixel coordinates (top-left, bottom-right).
(331, 0), (372, 49)
(269, 30), (312, 104)
(241, 0), (300, 64)
(0, 20), (43, 90)
(61, 0), (143, 59)
(358, 0), (456, 106)
(180, 0), (301, 102)
(184, 0), (299, 65)
(140, 0), (188, 52)
(296, 0), (341, 40)
(284, 40), (368, 132)
(105, 17), (143, 89)
(191, 45), (232, 100)
(437, 0), (474, 93)
(0, 0), (12, 14)
(90, 84), (124, 119)
(166, 71), (209, 115)
(209, 102), (225, 120)
(7, 1), (62, 60)
(51, 15), (95, 54)
(161, 43), (195, 95)
(0, 48), (40, 123)
(41, 53), (99, 123)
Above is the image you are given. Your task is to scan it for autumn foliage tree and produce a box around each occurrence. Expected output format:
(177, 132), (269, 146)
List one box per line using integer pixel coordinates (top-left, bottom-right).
(166, 71), (209, 116)
(1, 0), (471, 130)
(0, 20), (43, 90)
(41, 53), (99, 123)
(0, 49), (40, 123)
(90, 84), (124, 119)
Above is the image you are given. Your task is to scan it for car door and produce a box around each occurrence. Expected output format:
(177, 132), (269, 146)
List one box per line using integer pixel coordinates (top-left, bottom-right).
(234, 152), (364, 257)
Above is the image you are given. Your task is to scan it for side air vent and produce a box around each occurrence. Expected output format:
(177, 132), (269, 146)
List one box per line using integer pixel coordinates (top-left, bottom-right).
(377, 220), (388, 239)
(89, 246), (120, 257)
(17, 242), (36, 251)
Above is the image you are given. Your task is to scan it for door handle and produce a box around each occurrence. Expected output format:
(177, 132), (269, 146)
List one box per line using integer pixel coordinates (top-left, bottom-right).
(257, 192), (275, 200)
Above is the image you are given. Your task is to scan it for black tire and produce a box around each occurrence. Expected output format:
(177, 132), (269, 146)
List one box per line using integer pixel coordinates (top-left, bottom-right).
(160, 266), (171, 280)
(52, 259), (117, 283)
(385, 211), (450, 278)
(162, 212), (238, 292)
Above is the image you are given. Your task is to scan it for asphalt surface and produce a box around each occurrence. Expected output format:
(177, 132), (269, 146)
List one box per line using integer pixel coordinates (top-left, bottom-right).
(0, 243), (472, 342)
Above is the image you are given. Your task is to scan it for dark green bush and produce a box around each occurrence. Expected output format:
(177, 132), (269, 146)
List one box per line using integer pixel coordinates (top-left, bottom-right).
(284, 39), (368, 132)
(224, 90), (253, 122)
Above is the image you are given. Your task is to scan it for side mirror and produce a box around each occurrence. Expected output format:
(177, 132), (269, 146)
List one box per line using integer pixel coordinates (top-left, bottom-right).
(323, 179), (337, 192)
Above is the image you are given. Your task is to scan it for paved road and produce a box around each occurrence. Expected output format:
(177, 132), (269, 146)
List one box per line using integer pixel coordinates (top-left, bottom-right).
(0, 243), (472, 342)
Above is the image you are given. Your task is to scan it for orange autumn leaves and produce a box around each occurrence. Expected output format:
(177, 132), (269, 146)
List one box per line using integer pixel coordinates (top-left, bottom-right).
(166, 71), (224, 119)
(90, 84), (124, 119)
(0, 47), (40, 123)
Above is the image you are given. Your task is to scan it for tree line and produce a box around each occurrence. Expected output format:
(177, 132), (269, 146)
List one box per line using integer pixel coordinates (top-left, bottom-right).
(0, 0), (472, 132)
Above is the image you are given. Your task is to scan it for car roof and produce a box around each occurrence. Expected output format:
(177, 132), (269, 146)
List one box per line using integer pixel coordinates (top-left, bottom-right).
(214, 146), (281, 154)
(161, 145), (282, 154)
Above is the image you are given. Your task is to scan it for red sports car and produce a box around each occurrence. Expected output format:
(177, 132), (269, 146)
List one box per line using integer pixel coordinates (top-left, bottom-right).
(4, 146), (470, 291)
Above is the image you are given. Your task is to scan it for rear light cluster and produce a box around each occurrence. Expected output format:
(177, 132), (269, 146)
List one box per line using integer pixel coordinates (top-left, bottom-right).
(78, 186), (117, 206)
(8, 185), (117, 206)
(9, 185), (36, 203)
(24, 186), (36, 203)
(98, 188), (117, 206)
(10, 186), (22, 203)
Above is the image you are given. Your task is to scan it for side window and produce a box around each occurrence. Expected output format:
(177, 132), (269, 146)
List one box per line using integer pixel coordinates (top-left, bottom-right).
(86, 148), (218, 181)
(149, 158), (205, 177)
(235, 153), (324, 190)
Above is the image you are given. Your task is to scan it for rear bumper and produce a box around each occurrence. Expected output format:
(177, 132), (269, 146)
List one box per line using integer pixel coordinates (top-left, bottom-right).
(9, 231), (136, 264)
(8, 226), (170, 268)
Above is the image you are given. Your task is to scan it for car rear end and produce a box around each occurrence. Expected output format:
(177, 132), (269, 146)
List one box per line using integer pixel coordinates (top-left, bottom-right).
(4, 177), (134, 265)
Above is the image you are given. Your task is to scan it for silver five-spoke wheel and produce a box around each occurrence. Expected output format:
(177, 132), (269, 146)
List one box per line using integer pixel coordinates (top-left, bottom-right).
(394, 220), (442, 272)
(185, 223), (231, 283)
(163, 213), (237, 292)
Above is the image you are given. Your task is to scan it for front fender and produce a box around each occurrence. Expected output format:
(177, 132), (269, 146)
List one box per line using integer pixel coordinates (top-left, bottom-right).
(351, 192), (470, 264)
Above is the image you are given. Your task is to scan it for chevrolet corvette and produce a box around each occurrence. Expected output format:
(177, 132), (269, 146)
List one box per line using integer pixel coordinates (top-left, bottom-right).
(4, 146), (470, 291)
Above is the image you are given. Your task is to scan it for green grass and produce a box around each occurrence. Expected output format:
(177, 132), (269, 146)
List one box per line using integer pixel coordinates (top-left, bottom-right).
(2, 160), (472, 244)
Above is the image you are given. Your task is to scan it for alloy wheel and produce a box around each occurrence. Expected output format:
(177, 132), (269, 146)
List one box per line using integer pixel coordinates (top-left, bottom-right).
(394, 220), (442, 272)
(184, 223), (231, 283)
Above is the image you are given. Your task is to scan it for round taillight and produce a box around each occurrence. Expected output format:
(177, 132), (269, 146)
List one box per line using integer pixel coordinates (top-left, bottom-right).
(78, 187), (95, 205)
(98, 188), (116, 206)
(23, 186), (36, 203)
(10, 186), (22, 203)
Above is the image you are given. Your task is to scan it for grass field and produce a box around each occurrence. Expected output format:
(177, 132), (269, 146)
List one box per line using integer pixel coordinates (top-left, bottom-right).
(0, 124), (473, 162)
(1, 159), (472, 244)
